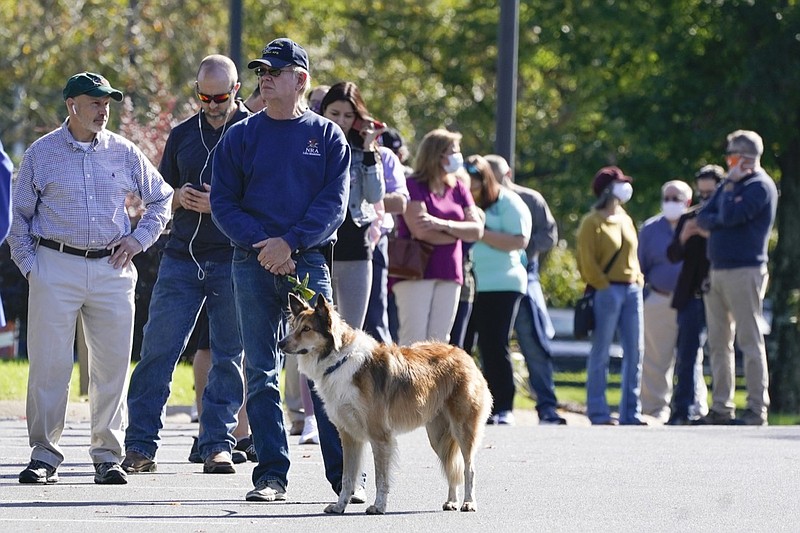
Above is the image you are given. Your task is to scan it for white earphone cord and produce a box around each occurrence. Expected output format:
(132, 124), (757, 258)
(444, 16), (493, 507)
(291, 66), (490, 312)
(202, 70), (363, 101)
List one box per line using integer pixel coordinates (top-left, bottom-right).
(189, 110), (230, 280)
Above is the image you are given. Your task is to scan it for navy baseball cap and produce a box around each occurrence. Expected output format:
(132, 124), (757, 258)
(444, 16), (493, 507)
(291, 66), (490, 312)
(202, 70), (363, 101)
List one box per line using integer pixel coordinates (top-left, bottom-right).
(63, 72), (123, 101)
(247, 38), (309, 71)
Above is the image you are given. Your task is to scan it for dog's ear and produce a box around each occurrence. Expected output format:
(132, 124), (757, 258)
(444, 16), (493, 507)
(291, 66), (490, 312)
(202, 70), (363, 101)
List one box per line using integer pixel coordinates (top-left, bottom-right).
(314, 293), (330, 315)
(288, 293), (310, 317)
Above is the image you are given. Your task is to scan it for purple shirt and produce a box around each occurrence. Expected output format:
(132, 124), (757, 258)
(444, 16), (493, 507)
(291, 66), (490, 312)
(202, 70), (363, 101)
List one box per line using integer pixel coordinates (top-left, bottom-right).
(396, 177), (474, 284)
(638, 214), (682, 293)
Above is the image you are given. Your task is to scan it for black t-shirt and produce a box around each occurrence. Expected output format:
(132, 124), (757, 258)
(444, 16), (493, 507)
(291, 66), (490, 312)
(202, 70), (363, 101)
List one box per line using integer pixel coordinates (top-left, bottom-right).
(333, 211), (371, 261)
(159, 106), (249, 261)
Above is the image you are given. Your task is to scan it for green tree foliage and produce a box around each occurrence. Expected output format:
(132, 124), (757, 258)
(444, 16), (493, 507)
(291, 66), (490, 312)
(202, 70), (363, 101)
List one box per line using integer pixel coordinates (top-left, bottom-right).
(2, 0), (799, 409)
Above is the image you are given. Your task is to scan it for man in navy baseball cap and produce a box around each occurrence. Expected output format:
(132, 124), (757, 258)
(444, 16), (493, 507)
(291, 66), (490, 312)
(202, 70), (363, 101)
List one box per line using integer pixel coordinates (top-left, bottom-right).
(247, 38), (309, 71)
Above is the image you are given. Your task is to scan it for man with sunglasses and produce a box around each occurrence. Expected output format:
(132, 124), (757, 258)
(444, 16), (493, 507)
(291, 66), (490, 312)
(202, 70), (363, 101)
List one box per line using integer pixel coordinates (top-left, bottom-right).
(211, 38), (351, 503)
(694, 130), (778, 426)
(123, 55), (249, 476)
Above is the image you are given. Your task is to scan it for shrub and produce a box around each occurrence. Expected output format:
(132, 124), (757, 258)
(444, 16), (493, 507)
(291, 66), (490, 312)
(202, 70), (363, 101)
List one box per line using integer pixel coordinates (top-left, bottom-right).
(540, 241), (583, 308)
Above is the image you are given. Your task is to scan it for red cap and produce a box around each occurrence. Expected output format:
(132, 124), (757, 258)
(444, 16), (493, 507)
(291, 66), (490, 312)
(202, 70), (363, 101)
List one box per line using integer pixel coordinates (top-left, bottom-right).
(592, 166), (632, 197)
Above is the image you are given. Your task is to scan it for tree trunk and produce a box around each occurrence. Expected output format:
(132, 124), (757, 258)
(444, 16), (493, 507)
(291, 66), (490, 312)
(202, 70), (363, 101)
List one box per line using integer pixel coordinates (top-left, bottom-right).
(769, 132), (800, 413)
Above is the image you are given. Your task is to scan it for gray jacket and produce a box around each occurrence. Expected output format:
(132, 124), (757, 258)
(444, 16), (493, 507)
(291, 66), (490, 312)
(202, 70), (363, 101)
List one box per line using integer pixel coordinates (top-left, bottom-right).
(348, 147), (385, 227)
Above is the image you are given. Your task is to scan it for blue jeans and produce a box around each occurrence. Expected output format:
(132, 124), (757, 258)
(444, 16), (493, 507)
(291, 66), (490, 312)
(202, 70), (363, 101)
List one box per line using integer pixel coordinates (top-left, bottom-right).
(587, 284), (644, 424)
(232, 247), (343, 491)
(126, 255), (244, 459)
(515, 296), (559, 417)
(364, 234), (393, 344)
(672, 296), (706, 419)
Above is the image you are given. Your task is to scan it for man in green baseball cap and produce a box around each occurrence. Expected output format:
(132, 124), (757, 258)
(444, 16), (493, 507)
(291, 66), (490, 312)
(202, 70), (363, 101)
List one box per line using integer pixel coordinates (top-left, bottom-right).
(63, 72), (123, 142)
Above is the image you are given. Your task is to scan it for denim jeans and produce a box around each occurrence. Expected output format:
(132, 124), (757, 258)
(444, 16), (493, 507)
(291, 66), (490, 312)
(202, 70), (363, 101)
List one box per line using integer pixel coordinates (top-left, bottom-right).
(364, 234), (393, 344)
(587, 283), (644, 424)
(232, 247), (343, 491)
(673, 296), (706, 419)
(515, 295), (559, 418)
(126, 255), (244, 460)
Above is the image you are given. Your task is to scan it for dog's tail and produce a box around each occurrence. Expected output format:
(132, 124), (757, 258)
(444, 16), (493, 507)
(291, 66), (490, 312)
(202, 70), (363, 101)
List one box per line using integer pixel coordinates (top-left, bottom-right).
(426, 414), (465, 487)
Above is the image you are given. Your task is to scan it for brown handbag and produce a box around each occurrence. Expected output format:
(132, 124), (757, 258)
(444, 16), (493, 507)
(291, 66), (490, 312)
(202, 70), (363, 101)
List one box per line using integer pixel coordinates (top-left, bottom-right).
(387, 235), (434, 280)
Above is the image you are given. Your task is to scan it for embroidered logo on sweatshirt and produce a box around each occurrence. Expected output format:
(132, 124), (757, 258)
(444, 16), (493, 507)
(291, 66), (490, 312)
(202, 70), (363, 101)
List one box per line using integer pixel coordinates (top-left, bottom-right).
(303, 139), (321, 157)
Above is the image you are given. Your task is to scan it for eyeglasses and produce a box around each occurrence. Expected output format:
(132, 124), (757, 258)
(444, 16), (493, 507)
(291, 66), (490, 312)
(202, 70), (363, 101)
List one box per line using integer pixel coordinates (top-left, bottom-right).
(196, 89), (232, 104)
(255, 66), (290, 78)
(662, 196), (682, 202)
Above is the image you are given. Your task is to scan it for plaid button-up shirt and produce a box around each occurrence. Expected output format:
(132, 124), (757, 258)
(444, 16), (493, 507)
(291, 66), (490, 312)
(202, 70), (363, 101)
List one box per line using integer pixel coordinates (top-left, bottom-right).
(9, 120), (173, 275)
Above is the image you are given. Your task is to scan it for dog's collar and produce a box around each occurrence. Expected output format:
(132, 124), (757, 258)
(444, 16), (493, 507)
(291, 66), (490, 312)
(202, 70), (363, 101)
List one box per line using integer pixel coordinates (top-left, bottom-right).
(323, 355), (350, 377)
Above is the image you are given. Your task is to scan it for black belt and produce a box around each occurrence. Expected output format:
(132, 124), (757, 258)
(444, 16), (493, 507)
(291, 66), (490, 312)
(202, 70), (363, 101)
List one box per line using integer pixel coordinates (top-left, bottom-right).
(38, 238), (115, 259)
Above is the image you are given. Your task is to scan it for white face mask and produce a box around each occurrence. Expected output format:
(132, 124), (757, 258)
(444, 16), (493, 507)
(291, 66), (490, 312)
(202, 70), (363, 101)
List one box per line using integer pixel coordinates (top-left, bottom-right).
(443, 152), (464, 174)
(661, 201), (686, 221)
(611, 182), (633, 204)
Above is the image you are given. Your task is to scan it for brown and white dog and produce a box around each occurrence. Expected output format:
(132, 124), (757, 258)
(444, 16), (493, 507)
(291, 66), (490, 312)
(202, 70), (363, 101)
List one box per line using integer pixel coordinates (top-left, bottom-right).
(279, 293), (492, 515)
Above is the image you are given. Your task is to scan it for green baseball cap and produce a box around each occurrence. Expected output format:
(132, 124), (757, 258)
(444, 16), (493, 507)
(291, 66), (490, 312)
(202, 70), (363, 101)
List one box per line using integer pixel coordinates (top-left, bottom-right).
(62, 72), (123, 102)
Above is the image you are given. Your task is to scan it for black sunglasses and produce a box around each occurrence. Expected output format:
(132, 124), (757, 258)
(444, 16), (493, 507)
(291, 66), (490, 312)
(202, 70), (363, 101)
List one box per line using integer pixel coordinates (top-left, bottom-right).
(255, 66), (289, 78)
(195, 88), (232, 104)
(662, 196), (682, 202)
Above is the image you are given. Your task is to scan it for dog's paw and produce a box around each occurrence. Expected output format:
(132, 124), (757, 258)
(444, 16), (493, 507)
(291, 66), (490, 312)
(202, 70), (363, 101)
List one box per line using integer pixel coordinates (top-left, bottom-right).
(324, 503), (346, 514)
(442, 501), (458, 511)
(460, 501), (477, 512)
(365, 505), (385, 515)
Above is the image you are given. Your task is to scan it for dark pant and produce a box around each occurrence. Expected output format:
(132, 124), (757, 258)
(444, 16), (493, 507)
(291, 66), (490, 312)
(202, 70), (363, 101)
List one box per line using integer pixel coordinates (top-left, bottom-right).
(364, 234), (392, 344)
(672, 296), (706, 418)
(473, 291), (523, 414)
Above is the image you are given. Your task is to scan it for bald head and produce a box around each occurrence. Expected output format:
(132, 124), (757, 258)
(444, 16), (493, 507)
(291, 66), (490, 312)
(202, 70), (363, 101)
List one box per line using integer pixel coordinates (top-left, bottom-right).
(197, 54), (238, 87)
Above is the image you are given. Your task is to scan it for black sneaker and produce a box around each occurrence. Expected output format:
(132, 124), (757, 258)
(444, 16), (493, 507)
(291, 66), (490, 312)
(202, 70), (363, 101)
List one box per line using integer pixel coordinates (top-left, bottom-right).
(232, 450), (248, 464)
(538, 412), (567, 425)
(692, 410), (735, 425)
(94, 462), (128, 485)
(19, 459), (58, 484)
(188, 437), (202, 463)
(235, 436), (258, 462)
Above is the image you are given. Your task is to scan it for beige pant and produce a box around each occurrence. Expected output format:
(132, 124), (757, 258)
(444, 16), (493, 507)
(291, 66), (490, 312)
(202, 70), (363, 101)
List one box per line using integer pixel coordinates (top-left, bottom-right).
(26, 247), (137, 467)
(704, 266), (770, 419)
(392, 279), (460, 346)
(640, 291), (677, 421)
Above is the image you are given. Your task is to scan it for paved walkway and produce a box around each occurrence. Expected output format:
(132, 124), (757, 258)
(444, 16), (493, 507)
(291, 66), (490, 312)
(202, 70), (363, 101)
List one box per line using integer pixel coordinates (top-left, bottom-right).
(1, 404), (798, 532)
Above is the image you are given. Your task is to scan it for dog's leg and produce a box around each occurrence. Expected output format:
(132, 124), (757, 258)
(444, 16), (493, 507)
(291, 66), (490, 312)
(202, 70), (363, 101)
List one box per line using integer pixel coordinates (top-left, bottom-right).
(453, 389), (490, 512)
(324, 431), (364, 514)
(426, 414), (462, 511)
(367, 436), (396, 514)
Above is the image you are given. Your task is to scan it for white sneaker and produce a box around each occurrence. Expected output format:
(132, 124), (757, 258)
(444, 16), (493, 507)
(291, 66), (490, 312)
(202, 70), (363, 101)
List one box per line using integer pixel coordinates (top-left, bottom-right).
(189, 401), (198, 423)
(496, 411), (515, 426)
(299, 416), (319, 445)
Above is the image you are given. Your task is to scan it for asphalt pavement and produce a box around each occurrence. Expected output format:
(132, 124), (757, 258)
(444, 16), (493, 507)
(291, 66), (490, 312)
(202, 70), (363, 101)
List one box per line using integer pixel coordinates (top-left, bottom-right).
(1, 403), (798, 533)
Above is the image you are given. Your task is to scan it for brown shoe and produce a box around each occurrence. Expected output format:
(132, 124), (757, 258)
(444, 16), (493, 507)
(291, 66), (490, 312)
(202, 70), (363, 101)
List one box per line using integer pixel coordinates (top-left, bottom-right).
(122, 451), (156, 473)
(203, 451), (235, 474)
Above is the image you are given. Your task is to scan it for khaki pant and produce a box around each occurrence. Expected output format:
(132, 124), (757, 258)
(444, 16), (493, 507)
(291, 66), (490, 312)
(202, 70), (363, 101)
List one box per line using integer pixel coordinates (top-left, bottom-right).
(704, 266), (770, 419)
(640, 291), (677, 421)
(26, 247), (136, 467)
(392, 279), (460, 346)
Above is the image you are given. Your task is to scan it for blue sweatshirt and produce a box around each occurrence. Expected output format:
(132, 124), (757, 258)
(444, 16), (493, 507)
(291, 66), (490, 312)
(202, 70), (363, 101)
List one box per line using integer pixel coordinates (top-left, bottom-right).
(696, 169), (777, 269)
(210, 110), (350, 252)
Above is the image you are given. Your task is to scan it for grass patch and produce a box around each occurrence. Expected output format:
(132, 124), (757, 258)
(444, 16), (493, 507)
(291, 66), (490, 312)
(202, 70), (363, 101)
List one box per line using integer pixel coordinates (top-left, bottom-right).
(3, 359), (798, 425)
(0, 360), (196, 406)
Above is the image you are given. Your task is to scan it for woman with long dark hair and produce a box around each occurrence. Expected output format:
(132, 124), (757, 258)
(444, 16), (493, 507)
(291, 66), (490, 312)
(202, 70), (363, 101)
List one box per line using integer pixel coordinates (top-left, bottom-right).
(320, 82), (385, 329)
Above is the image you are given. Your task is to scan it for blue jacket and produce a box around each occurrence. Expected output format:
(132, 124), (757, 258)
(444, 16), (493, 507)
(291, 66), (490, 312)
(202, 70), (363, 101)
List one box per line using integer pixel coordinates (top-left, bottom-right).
(210, 110), (350, 252)
(696, 169), (777, 269)
(0, 139), (12, 327)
